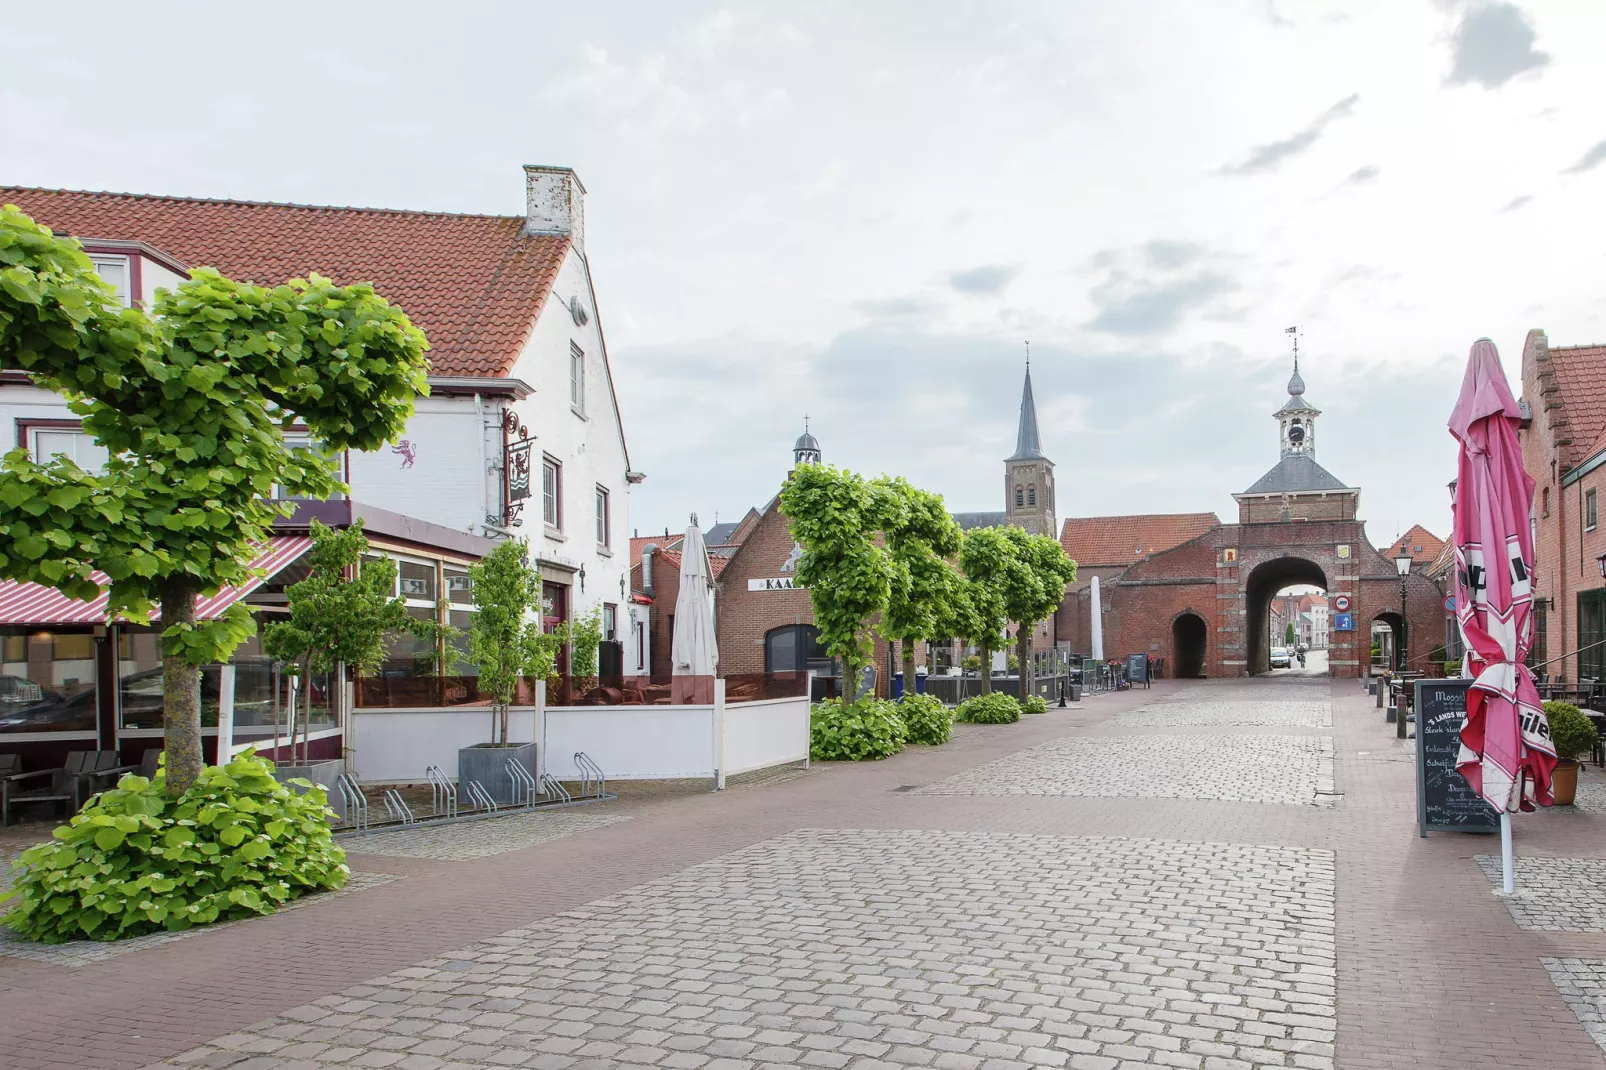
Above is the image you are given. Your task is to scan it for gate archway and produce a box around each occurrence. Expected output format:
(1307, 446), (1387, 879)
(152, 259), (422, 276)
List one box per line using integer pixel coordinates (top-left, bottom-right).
(1245, 557), (1328, 675)
(1172, 613), (1207, 678)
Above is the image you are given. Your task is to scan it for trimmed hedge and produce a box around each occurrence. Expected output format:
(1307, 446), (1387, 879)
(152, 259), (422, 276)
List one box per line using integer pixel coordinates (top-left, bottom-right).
(810, 698), (906, 761)
(956, 692), (1021, 724)
(1544, 701), (1599, 762)
(1, 752), (347, 944)
(1020, 694), (1049, 715)
(898, 693), (953, 745)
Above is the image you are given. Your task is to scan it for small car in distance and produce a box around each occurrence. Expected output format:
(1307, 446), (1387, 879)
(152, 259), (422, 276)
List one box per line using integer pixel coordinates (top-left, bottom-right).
(1269, 647), (1293, 669)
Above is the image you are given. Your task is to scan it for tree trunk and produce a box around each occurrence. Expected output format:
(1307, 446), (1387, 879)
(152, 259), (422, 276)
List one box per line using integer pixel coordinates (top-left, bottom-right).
(901, 638), (916, 702)
(978, 643), (992, 695)
(271, 661), (281, 764)
(300, 653), (313, 765)
(1018, 626), (1033, 702)
(161, 577), (203, 794)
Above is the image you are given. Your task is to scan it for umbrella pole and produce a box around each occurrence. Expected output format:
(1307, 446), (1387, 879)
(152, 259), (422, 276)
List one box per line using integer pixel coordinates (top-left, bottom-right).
(1500, 811), (1515, 894)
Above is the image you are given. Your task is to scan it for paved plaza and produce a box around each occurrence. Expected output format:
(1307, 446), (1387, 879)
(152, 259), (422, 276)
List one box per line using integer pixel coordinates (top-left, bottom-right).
(2, 677), (1605, 1069)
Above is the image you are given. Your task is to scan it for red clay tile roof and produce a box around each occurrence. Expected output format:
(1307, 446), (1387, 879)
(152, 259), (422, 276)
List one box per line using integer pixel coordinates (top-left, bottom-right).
(627, 539), (725, 580)
(1549, 344), (1606, 468)
(0, 186), (569, 378)
(1379, 524), (1446, 565)
(1060, 512), (1220, 567)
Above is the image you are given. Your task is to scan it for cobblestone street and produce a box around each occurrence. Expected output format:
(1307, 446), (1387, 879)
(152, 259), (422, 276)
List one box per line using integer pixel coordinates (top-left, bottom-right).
(3, 677), (1605, 1069)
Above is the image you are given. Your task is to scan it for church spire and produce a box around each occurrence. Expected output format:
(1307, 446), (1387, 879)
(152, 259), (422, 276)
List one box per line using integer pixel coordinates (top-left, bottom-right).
(1008, 344), (1046, 461)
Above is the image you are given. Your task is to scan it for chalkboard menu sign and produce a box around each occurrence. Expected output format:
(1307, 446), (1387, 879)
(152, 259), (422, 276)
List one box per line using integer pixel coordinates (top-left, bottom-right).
(1126, 653), (1149, 686)
(1415, 679), (1499, 837)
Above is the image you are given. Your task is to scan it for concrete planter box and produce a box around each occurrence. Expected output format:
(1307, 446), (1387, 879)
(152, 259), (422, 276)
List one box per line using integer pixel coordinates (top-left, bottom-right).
(275, 758), (346, 822)
(458, 742), (536, 806)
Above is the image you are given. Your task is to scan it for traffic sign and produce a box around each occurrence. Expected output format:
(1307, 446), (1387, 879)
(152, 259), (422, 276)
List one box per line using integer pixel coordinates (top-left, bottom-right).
(1332, 594), (1351, 612)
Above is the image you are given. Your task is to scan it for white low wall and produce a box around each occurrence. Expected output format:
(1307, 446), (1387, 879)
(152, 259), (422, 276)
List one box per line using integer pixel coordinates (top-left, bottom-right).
(542, 705), (716, 781)
(351, 706), (536, 783)
(350, 681), (811, 789)
(723, 696), (811, 777)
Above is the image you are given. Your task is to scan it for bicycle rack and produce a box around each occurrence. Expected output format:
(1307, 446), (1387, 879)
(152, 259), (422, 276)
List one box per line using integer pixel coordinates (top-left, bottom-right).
(574, 752), (606, 799)
(382, 788), (415, 825)
(463, 780), (499, 814)
(506, 759), (538, 809)
(538, 773), (571, 804)
(425, 765), (458, 819)
(336, 773), (369, 832)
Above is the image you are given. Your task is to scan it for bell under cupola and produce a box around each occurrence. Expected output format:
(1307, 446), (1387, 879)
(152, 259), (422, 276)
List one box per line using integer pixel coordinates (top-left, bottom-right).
(1003, 347), (1056, 536)
(793, 418), (822, 467)
(1276, 338), (1319, 457)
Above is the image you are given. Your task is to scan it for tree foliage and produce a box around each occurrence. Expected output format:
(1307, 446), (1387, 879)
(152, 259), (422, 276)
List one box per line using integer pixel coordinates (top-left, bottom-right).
(466, 539), (559, 742)
(1, 752), (347, 943)
(1284, 622), (1297, 646)
(779, 464), (902, 691)
(809, 697), (906, 761)
(262, 520), (413, 760)
(878, 476), (964, 691)
(0, 207), (428, 791)
(998, 527), (1078, 697)
(956, 527), (1019, 693)
(568, 605), (605, 679)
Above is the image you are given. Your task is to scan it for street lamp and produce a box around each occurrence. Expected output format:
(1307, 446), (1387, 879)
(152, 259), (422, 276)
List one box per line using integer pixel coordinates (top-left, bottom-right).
(1395, 552), (1412, 672)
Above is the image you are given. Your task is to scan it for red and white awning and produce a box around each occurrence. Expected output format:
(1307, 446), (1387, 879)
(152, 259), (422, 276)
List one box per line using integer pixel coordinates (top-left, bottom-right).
(0, 535), (314, 626)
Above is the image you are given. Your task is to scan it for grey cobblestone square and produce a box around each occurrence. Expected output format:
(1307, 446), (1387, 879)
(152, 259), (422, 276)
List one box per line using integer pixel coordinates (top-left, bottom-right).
(1113, 701), (1332, 729)
(914, 734), (1337, 805)
(156, 828), (1336, 1070)
(1476, 856), (1606, 931)
(342, 810), (629, 861)
(1543, 958), (1606, 1056)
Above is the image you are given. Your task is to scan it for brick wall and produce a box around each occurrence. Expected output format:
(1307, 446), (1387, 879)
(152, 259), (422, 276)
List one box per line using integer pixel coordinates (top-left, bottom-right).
(1237, 492), (1358, 524)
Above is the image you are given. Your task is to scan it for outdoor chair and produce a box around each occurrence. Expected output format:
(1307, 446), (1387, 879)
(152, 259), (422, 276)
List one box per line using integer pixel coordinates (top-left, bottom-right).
(2, 750), (108, 825)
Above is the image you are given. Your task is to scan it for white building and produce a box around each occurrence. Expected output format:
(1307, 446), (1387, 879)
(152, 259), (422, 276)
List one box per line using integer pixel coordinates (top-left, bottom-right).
(1, 167), (639, 658)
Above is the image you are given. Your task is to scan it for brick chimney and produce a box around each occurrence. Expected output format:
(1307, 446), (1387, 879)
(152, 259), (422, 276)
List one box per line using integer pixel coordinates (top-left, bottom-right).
(523, 165), (585, 255)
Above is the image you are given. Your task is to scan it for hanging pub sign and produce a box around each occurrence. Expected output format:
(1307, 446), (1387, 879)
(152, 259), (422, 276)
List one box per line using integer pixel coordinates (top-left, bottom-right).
(502, 410), (536, 526)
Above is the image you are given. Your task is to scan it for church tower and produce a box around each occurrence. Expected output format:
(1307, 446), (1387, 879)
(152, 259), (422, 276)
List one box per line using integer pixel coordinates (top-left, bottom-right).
(1275, 349), (1320, 458)
(1234, 331), (1357, 524)
(792, 419), (821, 467)
(1003, 359), (1055, 535)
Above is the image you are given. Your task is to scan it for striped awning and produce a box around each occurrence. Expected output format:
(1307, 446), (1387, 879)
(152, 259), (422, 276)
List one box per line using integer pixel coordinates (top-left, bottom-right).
(0, 535), (314, 626)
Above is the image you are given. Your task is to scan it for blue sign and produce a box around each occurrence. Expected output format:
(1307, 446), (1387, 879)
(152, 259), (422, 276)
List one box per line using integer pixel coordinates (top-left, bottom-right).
(1444, 596), (1457, 613)
(1334, 612), (1355, 632)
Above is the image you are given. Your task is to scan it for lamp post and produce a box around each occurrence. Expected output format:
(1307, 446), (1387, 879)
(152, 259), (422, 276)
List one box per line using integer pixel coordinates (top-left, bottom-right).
(1396, 551), (1412, 739)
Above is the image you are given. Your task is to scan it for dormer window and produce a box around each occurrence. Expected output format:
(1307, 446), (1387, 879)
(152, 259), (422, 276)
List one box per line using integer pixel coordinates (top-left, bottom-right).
(89, 255), (132, 308)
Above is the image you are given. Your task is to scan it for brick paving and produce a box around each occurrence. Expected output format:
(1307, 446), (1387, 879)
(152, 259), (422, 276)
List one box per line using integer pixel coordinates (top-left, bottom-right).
(1475, 855), (1606, 932)
(1112, 701), (1331, 729)
(912, 733), (1337, 806)
(1542, 959), (1606, 1056)
(343, 812), (630, 862)
(0, 676), (1604, 1069)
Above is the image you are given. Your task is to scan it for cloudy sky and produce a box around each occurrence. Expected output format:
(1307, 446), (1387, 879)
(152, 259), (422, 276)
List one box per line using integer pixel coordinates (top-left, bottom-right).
(5, 1), (1603, 547)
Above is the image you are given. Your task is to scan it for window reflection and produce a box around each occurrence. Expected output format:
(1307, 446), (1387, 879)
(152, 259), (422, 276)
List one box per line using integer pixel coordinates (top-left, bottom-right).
(0, 628), (98, 734)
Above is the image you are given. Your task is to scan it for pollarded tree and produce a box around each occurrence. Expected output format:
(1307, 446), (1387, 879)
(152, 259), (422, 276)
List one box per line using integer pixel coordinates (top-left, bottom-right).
(0, 207), (428, 792)
(999, 526), (1078, 700)
(780, 464), (901, 702)
(262, 520), (413, 764)
(877, 477), (963, 699)
(957, 526), (1019, 695)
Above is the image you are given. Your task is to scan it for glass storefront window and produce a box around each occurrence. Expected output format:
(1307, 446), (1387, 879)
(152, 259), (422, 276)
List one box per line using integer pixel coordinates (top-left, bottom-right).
(0, 628), (98, 734)
(399, 560), (436, 602)
(445, 568), (472, 606)
(448, 609), (475, 675)
(379, 605), (442, 677)
(117, 628), (333, 733)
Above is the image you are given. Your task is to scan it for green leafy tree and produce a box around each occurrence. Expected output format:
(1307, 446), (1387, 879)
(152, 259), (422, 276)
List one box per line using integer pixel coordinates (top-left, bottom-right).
(779, 464), (901, 701)
(957, 527), (1018, 695)
(567, 605), (605, 679)
(0, 207), (428, 792)
(261, 520), (412, 764)
(876, 476), (963, 700)
(999, 527), (1078, 700)
(1284, 622), (1297, 647)
(465, 539), (557, 743)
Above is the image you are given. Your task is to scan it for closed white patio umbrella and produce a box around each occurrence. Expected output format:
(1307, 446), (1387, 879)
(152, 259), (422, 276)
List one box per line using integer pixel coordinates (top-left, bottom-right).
(671, 515), (717, 702)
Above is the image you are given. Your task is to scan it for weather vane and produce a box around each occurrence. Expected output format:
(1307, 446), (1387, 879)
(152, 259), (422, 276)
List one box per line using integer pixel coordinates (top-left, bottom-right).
(1025, 339), (1031, 370)
(1286, 325), (1300, 372)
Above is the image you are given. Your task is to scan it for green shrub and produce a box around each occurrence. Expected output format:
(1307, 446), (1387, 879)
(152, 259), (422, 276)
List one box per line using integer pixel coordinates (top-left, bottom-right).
(1, 752), (347, 944)
(1020, 693), (1049, 715)
(961, 655), (983, 672)
(956, 692), (1021, 724)
(810, 698), (906, 761)
(1544, 701), (1600, 762)
(898, 693), (953, 745)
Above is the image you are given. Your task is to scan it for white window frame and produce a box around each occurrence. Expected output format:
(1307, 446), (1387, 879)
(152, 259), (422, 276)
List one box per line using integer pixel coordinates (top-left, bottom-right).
(595, 485), (610, 548)
(569, 342), (586, 416)
(277, 431), (347, 500)
(543, 456), (562, 530)
(27, 425), (109, 475)
(89, 254), (133, 308)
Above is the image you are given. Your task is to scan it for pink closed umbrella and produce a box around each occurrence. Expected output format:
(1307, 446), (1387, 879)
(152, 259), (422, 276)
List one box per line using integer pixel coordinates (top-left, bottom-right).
(1449, 338), (1557, 892)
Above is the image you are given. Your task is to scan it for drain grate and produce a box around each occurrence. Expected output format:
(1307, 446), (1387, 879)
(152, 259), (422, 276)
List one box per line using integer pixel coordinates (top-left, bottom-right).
(890, 785), (921, 793)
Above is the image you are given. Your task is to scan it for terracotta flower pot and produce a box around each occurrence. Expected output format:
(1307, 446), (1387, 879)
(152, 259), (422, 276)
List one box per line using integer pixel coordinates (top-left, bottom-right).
(1552, 759), (1580, 806)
